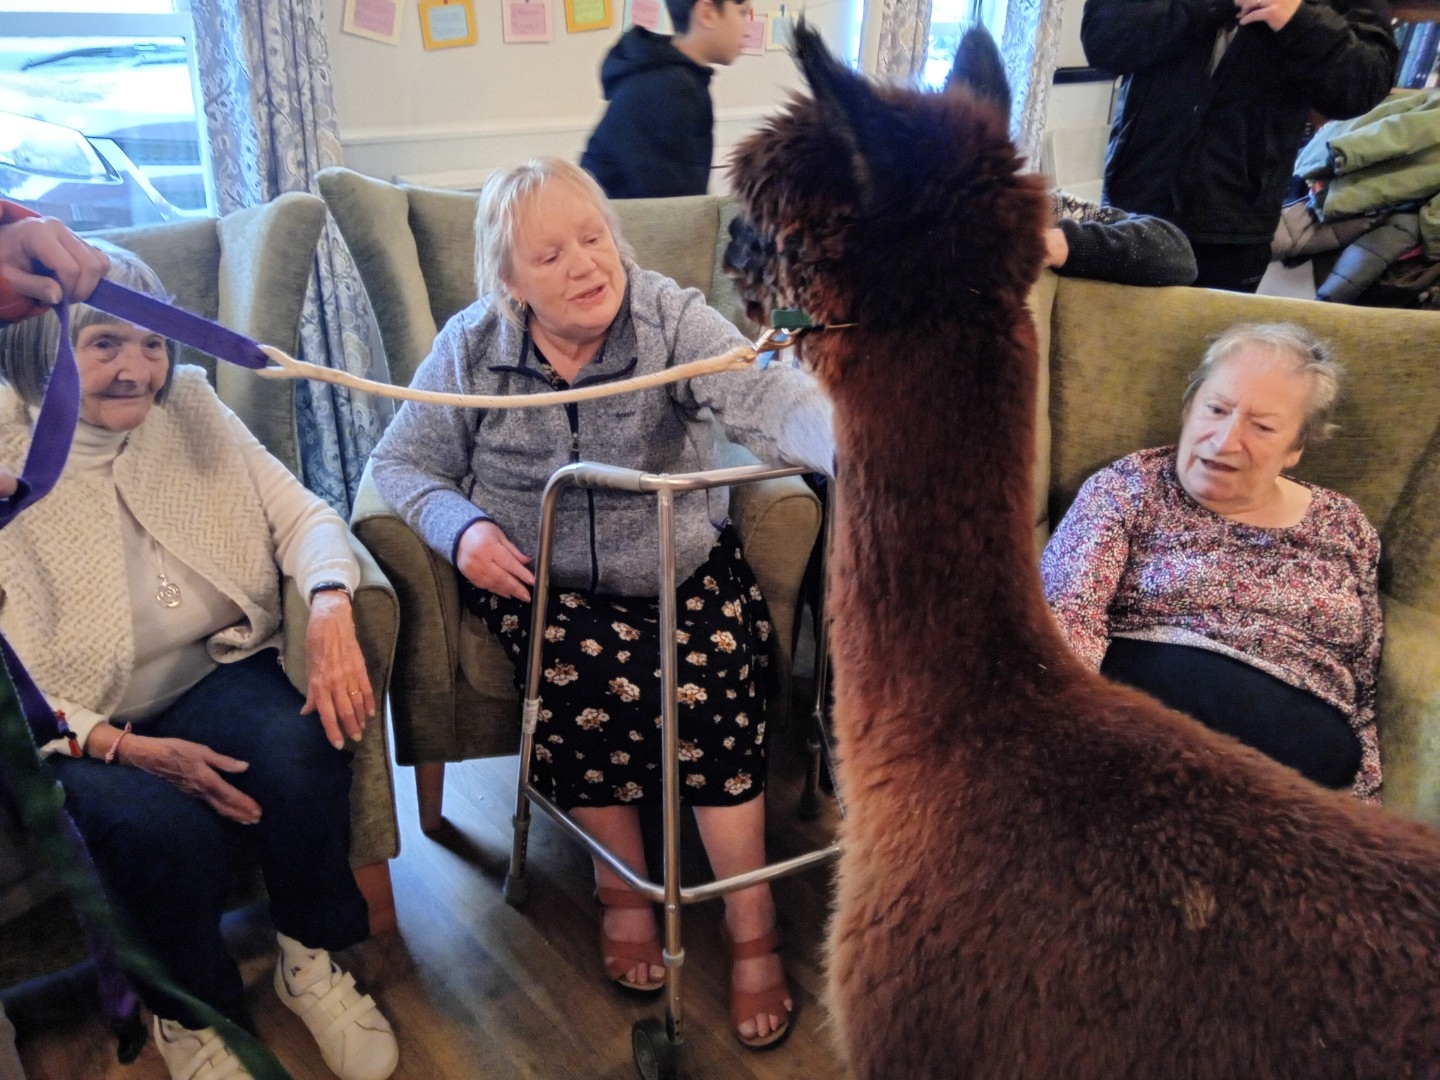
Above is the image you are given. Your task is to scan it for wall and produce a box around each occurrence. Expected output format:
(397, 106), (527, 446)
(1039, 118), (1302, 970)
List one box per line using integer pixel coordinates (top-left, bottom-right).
(324, 0), (1112, 195)
(323, 0), (855, 191)
(1041, 0), (1114, 201)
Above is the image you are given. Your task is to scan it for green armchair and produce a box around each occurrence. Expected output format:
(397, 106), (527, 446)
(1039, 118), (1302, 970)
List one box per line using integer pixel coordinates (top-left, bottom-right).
(316, 166), (822, 832)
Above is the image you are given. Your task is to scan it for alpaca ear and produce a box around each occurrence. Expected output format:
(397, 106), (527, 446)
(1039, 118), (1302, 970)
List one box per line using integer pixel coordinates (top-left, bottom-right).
(944, 26), (1012, 128)
(790, 19), (898, 210)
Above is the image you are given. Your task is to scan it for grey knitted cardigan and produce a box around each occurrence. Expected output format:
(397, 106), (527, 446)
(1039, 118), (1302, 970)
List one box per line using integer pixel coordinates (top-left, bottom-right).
(370, 263), (834, 597)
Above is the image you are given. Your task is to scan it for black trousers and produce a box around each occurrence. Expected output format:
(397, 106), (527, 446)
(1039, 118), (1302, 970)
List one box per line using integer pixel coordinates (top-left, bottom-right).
(1100, 638), (1361, 790)
(50, 651), (368, 1028)
(1190, 241), (1273, 293)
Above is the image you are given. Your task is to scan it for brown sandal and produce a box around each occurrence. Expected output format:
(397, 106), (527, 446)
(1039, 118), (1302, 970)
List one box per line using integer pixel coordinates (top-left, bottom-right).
(597, 886), (665, 992)
(723, 925), (793, 1049)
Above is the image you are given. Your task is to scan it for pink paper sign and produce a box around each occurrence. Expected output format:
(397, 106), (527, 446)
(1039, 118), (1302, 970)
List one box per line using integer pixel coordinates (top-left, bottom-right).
(504, 0), (552, 41)
(740, 12), (766, 54)
(629, 0), (661, 30)
(342, 0), (402, 44)
(353, 0), (397, 34)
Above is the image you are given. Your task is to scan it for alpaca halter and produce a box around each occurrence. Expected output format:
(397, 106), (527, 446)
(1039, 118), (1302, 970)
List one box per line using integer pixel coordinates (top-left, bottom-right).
(756, 309), (857, 368)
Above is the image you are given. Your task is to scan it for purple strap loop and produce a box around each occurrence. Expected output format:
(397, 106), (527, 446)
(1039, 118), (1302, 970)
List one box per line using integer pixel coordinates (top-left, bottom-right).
(88, 279), (270, 370)
(0, 300), (78, 528)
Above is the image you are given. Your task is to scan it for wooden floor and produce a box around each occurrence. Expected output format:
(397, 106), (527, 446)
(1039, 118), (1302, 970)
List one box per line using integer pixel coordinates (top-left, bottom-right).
(13, 700), (846, 1080)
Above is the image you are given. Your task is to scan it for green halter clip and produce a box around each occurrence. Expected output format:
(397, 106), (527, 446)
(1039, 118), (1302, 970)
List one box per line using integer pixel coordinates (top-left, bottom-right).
(770, 308), (817, 330)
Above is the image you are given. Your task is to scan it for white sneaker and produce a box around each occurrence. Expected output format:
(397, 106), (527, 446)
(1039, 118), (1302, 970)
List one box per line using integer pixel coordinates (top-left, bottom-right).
(152, 1016), (255, 1080)
(274, 949), (398, 1080)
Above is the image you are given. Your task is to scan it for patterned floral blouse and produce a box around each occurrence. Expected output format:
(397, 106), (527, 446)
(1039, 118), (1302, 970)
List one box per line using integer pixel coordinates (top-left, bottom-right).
(1040, 447), (1383, 800)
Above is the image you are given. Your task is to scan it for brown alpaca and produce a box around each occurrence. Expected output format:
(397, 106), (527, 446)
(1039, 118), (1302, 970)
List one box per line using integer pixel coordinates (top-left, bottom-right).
(726, 26), (1440, 1080)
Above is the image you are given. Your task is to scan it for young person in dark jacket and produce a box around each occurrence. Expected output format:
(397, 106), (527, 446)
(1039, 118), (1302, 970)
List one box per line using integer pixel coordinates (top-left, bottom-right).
(1082, 0), (1397, 292)
(580, 0), (752, 199)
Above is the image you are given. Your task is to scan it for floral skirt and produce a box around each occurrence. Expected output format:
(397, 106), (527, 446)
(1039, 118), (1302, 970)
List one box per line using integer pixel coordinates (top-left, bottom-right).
(461, 525), (779, 808)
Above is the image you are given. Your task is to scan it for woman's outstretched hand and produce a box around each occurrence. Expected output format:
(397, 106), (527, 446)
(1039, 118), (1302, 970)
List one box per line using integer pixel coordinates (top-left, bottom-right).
(457, 519), (534, 601)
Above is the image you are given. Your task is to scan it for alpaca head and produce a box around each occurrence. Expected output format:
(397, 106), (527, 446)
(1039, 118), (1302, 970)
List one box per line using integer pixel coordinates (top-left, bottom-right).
(725, 23), (1047, 385)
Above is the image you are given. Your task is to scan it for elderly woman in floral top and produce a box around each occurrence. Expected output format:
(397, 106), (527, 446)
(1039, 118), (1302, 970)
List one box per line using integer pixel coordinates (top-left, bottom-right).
(1041, 323), (1382, 800)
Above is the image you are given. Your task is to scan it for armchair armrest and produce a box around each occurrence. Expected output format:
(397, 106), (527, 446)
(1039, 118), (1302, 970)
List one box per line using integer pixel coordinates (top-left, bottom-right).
(1376, 595), (1440, 827)
(281, 534), (400, 866)
(714, 437), (823, 680)
(349, 460), (468, 765)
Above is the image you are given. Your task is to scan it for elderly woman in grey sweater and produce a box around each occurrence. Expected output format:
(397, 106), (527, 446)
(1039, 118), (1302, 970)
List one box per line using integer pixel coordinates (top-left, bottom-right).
(370, 157), (833, 1049)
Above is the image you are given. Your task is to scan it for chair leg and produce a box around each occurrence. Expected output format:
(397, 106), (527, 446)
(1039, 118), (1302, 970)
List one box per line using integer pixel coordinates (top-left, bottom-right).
(416, 762), (446, 835)
(354, 861), (397, 935)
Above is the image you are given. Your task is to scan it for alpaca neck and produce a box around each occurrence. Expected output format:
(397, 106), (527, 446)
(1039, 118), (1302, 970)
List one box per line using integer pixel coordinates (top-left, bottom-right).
(823, 319), (1054, 701)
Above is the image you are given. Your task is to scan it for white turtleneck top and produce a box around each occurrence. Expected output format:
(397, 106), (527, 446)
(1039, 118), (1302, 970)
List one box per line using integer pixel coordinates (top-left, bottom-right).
(25, 394), (358, 753)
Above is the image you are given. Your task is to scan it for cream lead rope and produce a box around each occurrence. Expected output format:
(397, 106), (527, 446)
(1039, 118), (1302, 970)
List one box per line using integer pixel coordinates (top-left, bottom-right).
(255, 327), (807, 409)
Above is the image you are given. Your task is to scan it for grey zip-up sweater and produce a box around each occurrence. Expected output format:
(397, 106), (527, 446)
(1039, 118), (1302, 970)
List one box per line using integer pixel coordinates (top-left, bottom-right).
(370, 263), (834, 597)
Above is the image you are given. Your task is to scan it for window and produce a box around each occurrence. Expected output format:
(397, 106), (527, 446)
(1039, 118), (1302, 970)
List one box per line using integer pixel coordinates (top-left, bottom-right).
(924, 0), (1007, 89)
(0, 1), (214, 230)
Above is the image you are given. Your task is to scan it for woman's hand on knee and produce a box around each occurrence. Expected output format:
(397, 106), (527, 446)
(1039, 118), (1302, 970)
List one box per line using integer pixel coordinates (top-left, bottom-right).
(124, 735), (262, 825)
(456, 519), (534, 601)
(301, 592), (373, 749)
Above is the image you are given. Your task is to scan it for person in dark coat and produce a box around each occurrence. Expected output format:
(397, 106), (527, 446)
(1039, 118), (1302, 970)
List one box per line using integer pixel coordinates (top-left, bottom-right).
(580, 0), (752, 199)
(1081, 0), (1397, 292)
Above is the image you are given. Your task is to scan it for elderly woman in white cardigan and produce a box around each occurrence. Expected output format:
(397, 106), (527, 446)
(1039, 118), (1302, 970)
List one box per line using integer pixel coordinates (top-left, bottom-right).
(0, 244), (397, 1080)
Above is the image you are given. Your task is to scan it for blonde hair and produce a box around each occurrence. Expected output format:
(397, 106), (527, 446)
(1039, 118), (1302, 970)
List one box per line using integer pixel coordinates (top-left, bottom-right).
(0, 239), (176, 408)
(1182, 322), (1343, 448)
(473, 157), (633, 329)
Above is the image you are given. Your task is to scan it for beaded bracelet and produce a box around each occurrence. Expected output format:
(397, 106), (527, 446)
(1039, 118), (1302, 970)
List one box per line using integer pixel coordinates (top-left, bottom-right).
(104, 722), (133, 764)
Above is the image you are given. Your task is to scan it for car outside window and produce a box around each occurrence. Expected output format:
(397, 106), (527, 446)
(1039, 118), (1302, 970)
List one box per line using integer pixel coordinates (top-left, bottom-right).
(0, 5), (213, 231)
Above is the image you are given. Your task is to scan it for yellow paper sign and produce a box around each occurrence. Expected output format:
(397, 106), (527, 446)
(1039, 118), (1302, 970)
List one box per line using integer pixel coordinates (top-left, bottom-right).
(566, 0), (612, 32)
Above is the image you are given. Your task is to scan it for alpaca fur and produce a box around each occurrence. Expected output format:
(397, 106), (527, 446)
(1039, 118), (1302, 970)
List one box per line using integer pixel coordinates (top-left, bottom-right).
(726, 26), (1440, 1080)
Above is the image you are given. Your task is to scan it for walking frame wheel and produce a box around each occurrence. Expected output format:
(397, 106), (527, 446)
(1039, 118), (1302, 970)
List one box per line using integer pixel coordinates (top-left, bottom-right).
(632, 1017), (680, 1080)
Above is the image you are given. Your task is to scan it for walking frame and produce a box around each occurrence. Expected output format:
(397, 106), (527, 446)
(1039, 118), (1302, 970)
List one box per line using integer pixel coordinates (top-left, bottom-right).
(502, 458), (843, 1080)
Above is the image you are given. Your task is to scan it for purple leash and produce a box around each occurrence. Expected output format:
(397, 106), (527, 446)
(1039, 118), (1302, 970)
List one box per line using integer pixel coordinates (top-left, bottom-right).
(86, 279), (270, 370)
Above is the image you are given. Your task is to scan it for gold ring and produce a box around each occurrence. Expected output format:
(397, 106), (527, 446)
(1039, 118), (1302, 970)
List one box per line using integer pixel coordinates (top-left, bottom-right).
(347, 689), (362, 697)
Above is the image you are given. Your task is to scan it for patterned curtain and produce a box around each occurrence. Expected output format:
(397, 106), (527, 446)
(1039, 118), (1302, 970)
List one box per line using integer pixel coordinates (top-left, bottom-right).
(873, 0), (934, 82)
(191, 0), (385, 514)
(999, 0), (1066, 168)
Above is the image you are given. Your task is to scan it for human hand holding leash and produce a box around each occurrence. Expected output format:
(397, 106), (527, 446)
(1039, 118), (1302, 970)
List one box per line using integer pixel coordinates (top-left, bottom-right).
(0, 215), (109, 307)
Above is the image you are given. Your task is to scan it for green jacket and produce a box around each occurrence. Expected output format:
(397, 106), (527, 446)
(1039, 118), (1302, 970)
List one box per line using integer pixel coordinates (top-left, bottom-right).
(1296, 91), (1440, 256)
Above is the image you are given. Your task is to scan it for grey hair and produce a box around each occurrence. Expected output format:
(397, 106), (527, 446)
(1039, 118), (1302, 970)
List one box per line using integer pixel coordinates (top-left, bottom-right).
(0, 239), (177, 408)
(1181, 322), (1343, 448)
(473, 157), (632, 330)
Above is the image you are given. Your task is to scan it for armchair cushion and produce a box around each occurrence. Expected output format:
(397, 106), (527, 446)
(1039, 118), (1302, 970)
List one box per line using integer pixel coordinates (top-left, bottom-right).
(317, 168), (443, 390)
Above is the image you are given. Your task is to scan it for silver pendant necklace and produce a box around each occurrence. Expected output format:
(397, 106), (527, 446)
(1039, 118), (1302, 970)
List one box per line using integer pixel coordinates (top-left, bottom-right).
(151, 538), (182, 608)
